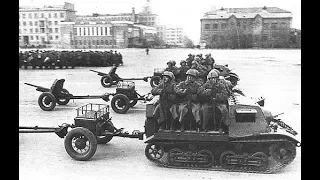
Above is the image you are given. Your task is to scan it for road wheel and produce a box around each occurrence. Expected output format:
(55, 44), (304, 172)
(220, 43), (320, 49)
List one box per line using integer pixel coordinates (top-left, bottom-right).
(111, 94), (130, 114)
(100, 75), (113, 88)
(270, 141), (296, 164)
(251, 152), (269, 171)
(150, 76), (161, 88)
(197, 150), (214, 167)
(97, 135), (113, 144)
(64, 127), (97, 161)
(220, 151), (236, 169)
(38, 92), (56, 111)
(57, 89), (71, 105)
(145, 143), (164, 162)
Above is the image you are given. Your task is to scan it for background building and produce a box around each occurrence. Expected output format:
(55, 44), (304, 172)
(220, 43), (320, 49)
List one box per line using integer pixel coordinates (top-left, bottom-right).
(200, 6), (295, 48)
(19, 2), (76, 47)
(165, 25), (185, 47)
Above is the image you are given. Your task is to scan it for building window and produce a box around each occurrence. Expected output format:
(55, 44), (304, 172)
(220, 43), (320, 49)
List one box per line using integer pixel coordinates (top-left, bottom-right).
(60, 13), (64, 18)
(105, 40), (108, 45)
(204, 24), (210, 30)
(221, 23), (227, 29)
(49, 28), (53, 33)
(30, 29), (33, 33)
(271, 23), (277, 29)
(54, 21), (58, 25)
(262, 35), (268, 41)
(41, 13), (44, 18)
(79, 40), (82, 45)
(281, 22), (287, 29)
(23, 21), (26, 26)
(54, 13), (58, 18)
(35, 28), (38, 33)
(55, 28), (59, 33)
(92, 40), (95, 45)
(28, 13), (32, 18)
(73, 28), (77, 36)
(49, 36), (53, 40)
(101, 40), (104, 44)
(48, 21), (52, 26)
(30, 36), (33, 40)
(29, 21), (33, 26)
(49, 13), (51, 18)
(83, 40), (86, 45)
(263, 23), (269, 29)
(34, 21), (38, 26)
(55, 35), (59, 40)
(34, 13), (38, 18)
(36, 36), (39, 40)
(213, 24), (218, 29)
(83, 28), (86, 36)
(97, 40), (99, 45)
(22, 14), (26, 19)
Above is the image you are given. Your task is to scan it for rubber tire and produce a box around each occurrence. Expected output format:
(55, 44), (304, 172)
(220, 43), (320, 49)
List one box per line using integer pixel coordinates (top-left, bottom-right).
(150, 76), (161, 88)
(111, 94), (130, 114)
(64, 127), (97, 161)
(97, 135), (113, 144)
(38, 92), (56, 111)
(100, 75), (113, 88)
(56, 89), (71, 105)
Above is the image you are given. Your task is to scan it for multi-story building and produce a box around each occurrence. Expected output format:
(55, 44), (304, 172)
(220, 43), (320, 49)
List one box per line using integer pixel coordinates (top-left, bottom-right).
(165, 25), (184, 46)
(19, 2), (76, 46)
(200, 6), (293, 48)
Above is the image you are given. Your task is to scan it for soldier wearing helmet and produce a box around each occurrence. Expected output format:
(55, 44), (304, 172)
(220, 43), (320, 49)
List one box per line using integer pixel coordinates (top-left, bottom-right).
(176, 60), (189, 82)
(165, 60), (180, 78)
(151, 71), (177, 131)
(186, 53), (194, 68)
(171, 69), (202, 131)
(198, 69), (231, 133)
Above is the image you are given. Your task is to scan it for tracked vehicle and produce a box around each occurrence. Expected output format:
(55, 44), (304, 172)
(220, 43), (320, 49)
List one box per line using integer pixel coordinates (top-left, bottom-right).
(144, 94), (300, 173)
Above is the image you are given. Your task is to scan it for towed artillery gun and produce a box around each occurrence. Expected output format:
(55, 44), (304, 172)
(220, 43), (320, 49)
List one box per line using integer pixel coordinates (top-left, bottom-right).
(19, 103), (144, 161)
(90, 66), (164, 88)
(25, 79), (153, 114)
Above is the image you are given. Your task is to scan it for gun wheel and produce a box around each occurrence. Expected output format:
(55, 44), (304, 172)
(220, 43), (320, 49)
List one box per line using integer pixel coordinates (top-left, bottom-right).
(38, 92), (56, 111)
(57, 89), (70, 105)
(150, 76), (161, 88)
(101, 75), (113, 88)
(220, 151), (236, 169)
(111, 94), (130, 114)
(64, 127), (97, 161)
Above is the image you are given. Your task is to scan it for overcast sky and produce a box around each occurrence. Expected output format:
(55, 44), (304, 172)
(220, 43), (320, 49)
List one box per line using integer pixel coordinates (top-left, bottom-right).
(19, 0), (301, 43)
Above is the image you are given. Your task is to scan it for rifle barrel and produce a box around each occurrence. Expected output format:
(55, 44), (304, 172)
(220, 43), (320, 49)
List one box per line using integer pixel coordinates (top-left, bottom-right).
(24, 83), (38, 88)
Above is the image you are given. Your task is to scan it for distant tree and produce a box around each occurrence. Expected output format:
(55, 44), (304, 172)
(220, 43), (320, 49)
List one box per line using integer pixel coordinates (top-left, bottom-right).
(183, 36), (195, 48)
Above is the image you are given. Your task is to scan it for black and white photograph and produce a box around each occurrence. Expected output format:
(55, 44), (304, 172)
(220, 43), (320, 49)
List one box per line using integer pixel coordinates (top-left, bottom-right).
(19, 0), (301, 179)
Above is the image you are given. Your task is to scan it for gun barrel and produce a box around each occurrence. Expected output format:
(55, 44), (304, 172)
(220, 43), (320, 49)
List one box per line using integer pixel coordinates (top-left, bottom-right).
(24, 83), (38, 88)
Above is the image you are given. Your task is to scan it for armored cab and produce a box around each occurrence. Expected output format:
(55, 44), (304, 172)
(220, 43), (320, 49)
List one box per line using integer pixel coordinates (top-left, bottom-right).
(144, 94), (300, 173)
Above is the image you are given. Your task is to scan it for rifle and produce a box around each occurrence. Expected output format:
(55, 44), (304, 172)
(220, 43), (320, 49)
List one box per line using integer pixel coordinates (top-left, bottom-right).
(269, 112), (298, 136)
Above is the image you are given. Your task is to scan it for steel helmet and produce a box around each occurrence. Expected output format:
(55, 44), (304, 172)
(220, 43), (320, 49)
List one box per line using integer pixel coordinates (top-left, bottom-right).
(167, 60), (173, 65)
(227, 72), (240, 81)
(172, 60), (176, 66)
(186, 69), (199, 77)
(207, 69), (219, 79)
(162, 71), (175, 80)
(180, 60), (186, 65)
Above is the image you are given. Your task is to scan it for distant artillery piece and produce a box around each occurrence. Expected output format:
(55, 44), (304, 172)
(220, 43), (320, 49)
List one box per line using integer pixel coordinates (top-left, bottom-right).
(90, 66), (162, 88)
(25, 79), (111, 111)
(25, 79), (153, 114)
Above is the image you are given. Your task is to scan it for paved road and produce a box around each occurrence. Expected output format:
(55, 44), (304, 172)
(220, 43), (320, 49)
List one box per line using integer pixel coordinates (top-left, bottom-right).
(19, 50), (301, 180)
